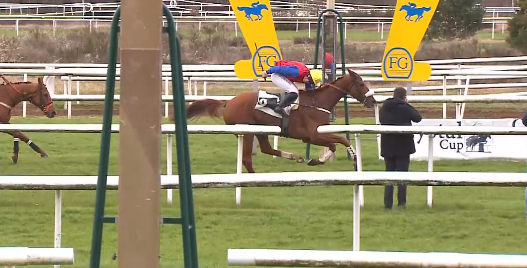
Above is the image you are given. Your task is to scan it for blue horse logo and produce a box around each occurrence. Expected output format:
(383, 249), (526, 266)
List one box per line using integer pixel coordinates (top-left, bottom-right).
(237, 1), (268, 21)
(399, 2), (431, 22)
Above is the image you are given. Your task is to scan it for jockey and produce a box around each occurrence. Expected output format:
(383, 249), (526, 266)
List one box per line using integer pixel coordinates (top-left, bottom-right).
(261, 53), (334, 115)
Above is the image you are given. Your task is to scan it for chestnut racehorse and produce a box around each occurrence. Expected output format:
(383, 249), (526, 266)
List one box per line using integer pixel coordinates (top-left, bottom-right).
(186, 69), (376, 173)
(0, 76), (57, 164)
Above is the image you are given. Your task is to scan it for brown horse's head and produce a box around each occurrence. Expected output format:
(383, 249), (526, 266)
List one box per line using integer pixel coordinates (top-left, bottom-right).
(338, 68), (376, 108)
(10, 77), (56, 118)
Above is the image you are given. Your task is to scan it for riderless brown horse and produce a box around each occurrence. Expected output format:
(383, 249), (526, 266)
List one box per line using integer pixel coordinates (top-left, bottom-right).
(0, 75), (57, 164)
(186, 68), (376, 173)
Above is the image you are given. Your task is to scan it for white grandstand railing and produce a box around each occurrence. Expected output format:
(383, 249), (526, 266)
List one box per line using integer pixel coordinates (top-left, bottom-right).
(1, 123), (527, 255)
(3, 68), (527, 78)
(1, 1), (516, 16)
(2, 55), (527, 70)
(0, 12), (509, 21)
(0, 247), (74, 267)
(227, 249), (527, 268)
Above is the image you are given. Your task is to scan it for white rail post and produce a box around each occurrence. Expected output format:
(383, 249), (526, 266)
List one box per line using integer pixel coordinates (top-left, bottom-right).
(353, 133), (362, 251)
(76, 81), (80, 104)
(355, 132), (364, 210)
(456, 64), (462, 118)
(22, 74), (27, 118)
(167, 134), (173, 205)
(67, 75), (72, 119)
(459, 77), (471, 119)
(62, 81), (67, 110)
(427, 134), (434, 207)
(164, 78), (169, 118)
(54, 190), (62, 268)
(236, 134), (243, 206)
(442, 75), (447, 119)
(272, 136), (279, 158)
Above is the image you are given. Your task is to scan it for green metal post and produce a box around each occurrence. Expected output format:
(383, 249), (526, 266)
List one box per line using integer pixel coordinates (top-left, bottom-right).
(163, 5), (200, 268)
(89, 4), (199, 268)
(89, 6), (120, 268)
(306, 8), (351, 160)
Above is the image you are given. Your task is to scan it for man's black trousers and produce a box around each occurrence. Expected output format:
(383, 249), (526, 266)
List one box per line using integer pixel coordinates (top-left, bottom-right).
(383, 155), (410, 208)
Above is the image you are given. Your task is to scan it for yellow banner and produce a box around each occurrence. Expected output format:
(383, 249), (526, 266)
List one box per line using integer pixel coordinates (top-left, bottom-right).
(228, 0), (282, 79)
(381, 0), (440, 81)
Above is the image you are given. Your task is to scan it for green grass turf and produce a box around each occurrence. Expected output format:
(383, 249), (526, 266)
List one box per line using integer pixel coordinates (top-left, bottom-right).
(0, 116), (526, 267)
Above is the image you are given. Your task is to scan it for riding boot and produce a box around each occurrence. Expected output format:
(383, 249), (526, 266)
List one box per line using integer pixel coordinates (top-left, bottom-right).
(274, 92), (298, 116)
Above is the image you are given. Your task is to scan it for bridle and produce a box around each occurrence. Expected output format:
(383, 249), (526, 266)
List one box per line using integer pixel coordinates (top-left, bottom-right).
(0, 74), (54, 113)
(322, 74), (373, 105)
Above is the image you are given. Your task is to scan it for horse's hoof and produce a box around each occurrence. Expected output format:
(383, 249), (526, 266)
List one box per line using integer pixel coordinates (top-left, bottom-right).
(41, 154), (49, 158)
(12, 156), (18, 164)
(307, 159), (320, 166)
(296, 157), (305, 163)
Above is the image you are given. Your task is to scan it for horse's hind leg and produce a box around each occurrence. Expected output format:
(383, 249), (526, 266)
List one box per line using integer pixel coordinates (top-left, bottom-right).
(255, 134), (305, 163)
(13, 131), (49, 160)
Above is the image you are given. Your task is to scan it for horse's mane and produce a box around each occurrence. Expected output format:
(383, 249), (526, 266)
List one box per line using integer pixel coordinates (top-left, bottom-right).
(316, 75), (347, 91)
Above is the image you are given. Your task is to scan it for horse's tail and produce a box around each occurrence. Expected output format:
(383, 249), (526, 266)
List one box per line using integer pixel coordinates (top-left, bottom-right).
(186, 99), (226, 120)
(237, 6), (245, 11)
(424, 6), (431, 11)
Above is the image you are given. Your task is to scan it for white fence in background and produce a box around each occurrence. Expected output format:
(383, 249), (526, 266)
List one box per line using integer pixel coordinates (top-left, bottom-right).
(2, 60), (527, 118)
(1, 1), (516, 18)
(1, 123), (527, 258)
(2, 55), (527, 69)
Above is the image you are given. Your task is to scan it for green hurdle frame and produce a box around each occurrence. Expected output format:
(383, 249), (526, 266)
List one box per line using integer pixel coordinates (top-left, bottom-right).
(306, 8), (351, 161)
(88, 4), (199, 268)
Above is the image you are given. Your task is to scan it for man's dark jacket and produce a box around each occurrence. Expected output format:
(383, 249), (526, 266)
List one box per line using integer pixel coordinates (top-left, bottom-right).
(523, 109), (527, 127)
(379, 97), (422, 157)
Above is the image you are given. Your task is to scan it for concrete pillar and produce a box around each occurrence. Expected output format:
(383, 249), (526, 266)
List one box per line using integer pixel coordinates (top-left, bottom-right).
(118, 1), (163, 267)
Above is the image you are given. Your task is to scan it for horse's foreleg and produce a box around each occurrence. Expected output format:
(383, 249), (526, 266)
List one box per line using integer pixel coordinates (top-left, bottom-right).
(13, 131), (49, 159)
(255, 134), (305, 163)
(241, 134), (256, 173)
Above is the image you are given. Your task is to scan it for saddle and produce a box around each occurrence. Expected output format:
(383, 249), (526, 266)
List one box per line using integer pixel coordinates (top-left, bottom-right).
(254, 90), (300, 137)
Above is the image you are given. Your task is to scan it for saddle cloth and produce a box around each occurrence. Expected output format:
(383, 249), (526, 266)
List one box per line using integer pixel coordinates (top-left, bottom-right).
(254, 90), (299, 119)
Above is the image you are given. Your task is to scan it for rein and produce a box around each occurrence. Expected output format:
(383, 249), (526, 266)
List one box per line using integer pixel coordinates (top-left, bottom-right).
(297, 75), (365, 114)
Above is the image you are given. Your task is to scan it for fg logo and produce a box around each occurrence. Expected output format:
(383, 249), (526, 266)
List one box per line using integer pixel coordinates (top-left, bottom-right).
(252, 45), (282, 77)
(382, 47), (414, 79)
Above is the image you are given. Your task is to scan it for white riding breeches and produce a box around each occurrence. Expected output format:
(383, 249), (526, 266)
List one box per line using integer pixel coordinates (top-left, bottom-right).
(271, 73), (299, 94)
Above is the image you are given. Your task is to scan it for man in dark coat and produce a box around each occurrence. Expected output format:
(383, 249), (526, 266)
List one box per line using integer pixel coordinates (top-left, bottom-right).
(523, 108), (527, 126)
(379, 87), (422, 209)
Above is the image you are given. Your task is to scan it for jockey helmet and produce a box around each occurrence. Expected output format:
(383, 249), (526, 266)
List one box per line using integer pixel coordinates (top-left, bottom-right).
(309, 69), (327, 86)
